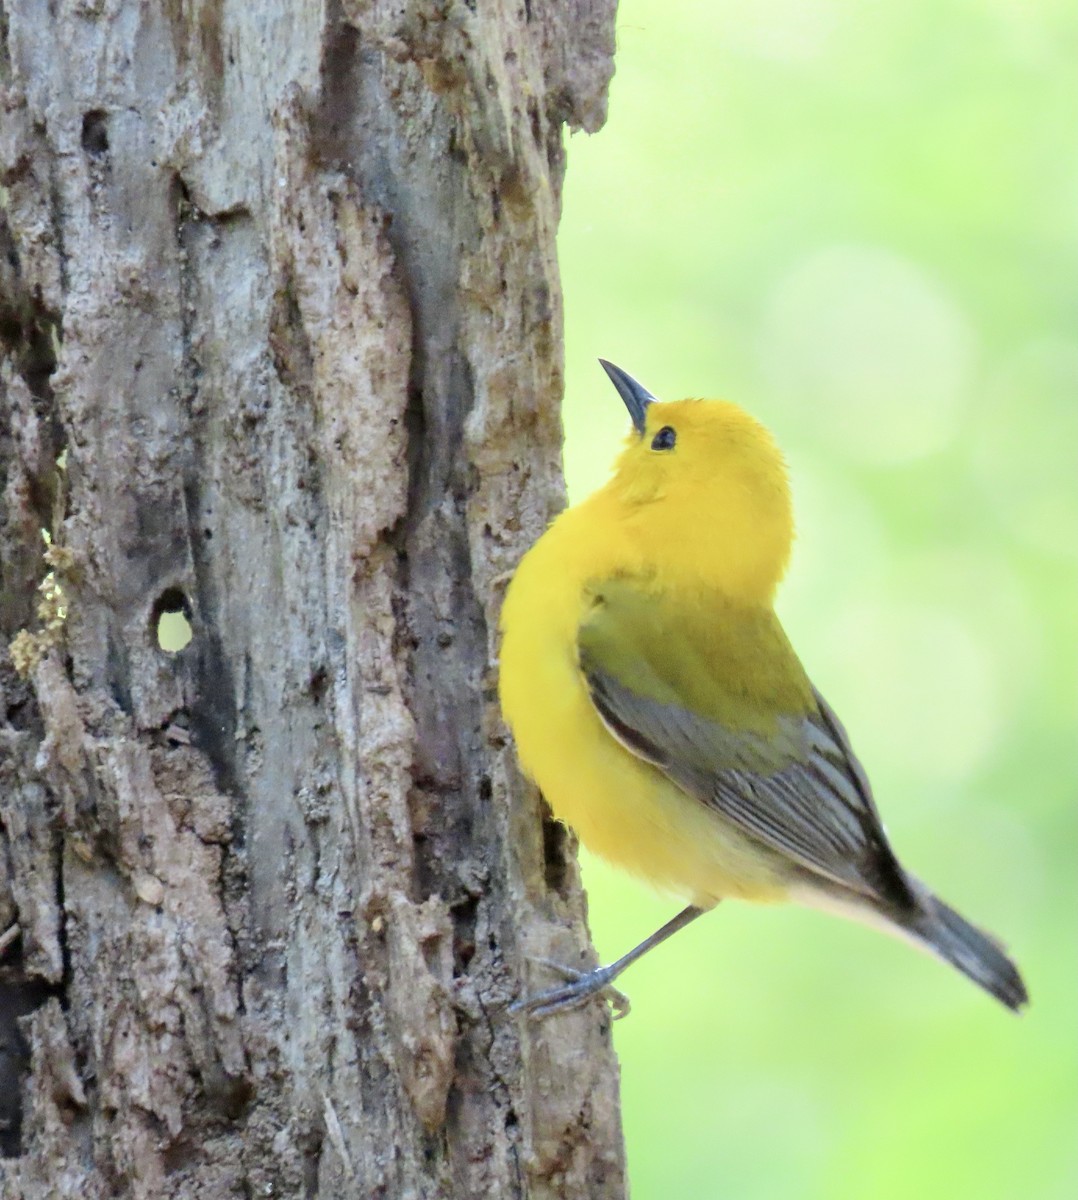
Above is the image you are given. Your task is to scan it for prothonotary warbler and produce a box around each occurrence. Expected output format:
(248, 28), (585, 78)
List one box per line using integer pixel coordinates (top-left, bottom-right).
(499, 360), (1028, 1018)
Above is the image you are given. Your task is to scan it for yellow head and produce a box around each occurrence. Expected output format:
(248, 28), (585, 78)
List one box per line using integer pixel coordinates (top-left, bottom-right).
(598, 361), (794, 604)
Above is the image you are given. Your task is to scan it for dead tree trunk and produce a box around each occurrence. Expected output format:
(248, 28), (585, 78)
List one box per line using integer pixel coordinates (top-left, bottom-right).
(0, 1), (624, 1196)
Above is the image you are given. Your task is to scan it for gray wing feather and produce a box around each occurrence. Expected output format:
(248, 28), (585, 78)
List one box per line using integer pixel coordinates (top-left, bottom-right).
(584, 666), (913, 905)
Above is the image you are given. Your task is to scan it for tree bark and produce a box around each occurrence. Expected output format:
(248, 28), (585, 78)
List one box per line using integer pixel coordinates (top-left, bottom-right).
(0, 2), (624, 1196)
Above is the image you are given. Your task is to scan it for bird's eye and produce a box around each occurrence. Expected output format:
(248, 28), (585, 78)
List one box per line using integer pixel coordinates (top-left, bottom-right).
(651, 426), (676, 451)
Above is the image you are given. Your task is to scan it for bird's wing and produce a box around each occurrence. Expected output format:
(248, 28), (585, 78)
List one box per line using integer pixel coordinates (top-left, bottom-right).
(577, 580), (913, 906)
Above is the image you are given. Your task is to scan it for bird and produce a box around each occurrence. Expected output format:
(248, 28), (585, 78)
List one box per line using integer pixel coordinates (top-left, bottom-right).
(498, 360), (1028, 1019)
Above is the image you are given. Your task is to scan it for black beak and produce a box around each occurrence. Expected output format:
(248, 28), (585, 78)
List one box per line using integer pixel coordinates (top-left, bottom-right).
(599, 360), (658, 436)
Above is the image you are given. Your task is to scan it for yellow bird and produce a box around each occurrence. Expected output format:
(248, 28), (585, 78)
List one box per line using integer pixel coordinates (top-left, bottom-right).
(499, 361), (1027, 1018)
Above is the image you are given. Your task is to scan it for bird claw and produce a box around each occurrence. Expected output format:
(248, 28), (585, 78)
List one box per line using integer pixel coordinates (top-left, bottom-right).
(510, 957), (632, 1020)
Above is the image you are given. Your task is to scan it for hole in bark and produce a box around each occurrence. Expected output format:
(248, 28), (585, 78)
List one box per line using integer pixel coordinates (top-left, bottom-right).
(161, 1134), (198, 1175)
(153, 588), (193, 652)
(528, 99), (542, 148)
(450, 894), (478, 975)
(0, 977), (56, 1158)
(542, 815), (569, 895)
(80, 110), (109, 156)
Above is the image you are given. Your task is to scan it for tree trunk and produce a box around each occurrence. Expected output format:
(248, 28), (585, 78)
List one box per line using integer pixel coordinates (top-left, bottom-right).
(0, 1), (624, 1196)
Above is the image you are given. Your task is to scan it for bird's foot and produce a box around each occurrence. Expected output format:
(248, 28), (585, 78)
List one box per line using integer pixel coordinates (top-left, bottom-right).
(510, 958), (631, 1020)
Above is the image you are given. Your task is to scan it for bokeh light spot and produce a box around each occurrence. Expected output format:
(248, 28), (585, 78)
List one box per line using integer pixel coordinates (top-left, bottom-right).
(971, 338), (1078, 560)
(717, 0), (841, 63)
(761, 245), (976, 464)
(780, 456), (887, 621)
(816, 595), (1003, 788)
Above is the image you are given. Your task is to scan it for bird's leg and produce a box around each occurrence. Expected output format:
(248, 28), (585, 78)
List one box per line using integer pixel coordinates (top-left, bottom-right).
(511, 904), (709, 1019)
(520, 958), (634, 1020)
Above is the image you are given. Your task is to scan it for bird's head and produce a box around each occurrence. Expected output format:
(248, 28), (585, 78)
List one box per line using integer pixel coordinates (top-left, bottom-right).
(599, 360), (794, 603)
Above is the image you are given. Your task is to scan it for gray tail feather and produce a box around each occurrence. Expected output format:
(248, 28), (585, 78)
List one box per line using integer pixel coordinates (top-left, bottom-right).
(903, 890), (1028, 1013)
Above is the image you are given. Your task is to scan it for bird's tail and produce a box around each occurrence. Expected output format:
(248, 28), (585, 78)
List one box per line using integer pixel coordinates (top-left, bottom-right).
(901, 888), (1028, 1013)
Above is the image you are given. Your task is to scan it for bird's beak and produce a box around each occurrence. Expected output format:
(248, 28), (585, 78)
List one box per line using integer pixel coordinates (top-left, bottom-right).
(599, 360), (658, 436)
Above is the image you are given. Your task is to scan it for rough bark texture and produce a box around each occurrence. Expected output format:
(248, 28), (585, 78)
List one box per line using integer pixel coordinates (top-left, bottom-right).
(0, 1), (625, 1196)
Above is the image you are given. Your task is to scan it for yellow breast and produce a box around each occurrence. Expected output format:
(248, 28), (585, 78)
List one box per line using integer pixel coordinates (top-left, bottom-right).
(498, 502), (788, 907)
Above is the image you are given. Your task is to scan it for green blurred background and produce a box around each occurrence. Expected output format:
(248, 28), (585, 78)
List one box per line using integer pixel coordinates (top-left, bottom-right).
(556, 1), (1077, 1197)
